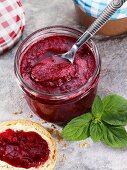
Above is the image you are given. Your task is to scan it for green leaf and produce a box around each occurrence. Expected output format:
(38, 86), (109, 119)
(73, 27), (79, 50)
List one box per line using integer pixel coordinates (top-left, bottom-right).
(101, 123), (127, 148)
(61, 113), (92, 141)
(92, 96), (103, 118)
(102, 110), (127, 126)
(90, 120), (103, 142)
(102, 94), (127, 112)
(102, 95), (127, 125)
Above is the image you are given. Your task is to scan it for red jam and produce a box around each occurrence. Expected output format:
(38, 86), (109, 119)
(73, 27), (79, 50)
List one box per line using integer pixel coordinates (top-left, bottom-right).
(15, 27), (101, 124)
(20, 36), (96, 94)
(0, 129), (50, 169)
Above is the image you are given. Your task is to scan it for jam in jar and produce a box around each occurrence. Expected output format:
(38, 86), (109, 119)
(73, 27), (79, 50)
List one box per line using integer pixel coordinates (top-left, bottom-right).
(15, 26), (101, 124)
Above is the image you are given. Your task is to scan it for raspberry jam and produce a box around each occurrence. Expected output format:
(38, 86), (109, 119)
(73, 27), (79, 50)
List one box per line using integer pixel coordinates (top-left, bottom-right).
(0, 129), (49, 168)
(15, 26), (101, 124)
(20, 36), (96, 94)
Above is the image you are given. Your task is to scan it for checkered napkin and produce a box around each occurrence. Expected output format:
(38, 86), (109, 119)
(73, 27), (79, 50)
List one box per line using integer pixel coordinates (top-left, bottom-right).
(0, 0), (25, 54)
(73, 0), (127, 20)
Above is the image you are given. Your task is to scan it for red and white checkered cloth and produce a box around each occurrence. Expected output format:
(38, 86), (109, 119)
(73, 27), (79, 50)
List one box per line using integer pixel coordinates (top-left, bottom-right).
(0, 0), (25, 54)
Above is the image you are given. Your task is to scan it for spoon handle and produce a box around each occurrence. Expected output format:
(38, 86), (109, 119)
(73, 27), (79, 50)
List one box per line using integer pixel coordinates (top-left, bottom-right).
(75, 0), (127, 48)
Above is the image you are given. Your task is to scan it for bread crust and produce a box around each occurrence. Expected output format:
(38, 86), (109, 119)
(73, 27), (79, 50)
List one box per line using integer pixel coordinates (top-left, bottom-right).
(0, 119), (57, 170)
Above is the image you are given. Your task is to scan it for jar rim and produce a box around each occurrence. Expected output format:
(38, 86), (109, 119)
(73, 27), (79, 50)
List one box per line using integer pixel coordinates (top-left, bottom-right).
(14, 25), (101, 97)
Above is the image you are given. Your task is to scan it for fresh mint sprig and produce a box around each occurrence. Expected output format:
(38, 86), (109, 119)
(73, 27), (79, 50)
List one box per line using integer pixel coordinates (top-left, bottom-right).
(61, 94), (127, 148)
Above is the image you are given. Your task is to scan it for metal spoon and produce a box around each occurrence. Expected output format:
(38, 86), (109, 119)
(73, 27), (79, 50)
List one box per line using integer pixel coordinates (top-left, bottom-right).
(57, 0), (127, 63)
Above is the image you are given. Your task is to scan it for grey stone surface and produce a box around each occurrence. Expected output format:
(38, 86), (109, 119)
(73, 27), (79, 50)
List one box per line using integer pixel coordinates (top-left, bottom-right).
(0, 0), (127, 169)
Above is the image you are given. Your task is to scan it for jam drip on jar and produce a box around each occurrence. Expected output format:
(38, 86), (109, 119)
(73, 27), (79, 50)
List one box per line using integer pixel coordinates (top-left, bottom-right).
(0, 129), (50, 169)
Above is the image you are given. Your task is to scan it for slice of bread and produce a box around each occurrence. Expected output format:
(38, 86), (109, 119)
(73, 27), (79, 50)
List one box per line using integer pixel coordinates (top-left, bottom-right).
(0, 120), (57, 170)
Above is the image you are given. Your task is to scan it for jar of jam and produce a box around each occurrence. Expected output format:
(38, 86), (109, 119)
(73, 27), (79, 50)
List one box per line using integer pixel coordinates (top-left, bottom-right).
(73, 0), (127, 36)
(14, 26), (101, 124)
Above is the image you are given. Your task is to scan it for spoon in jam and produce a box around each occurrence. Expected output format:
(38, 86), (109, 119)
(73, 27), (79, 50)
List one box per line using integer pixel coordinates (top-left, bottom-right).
(57, 0), (127, 63)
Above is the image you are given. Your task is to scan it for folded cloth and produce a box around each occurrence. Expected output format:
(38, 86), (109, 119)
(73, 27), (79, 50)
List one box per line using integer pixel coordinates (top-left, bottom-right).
(73, 0), (127, 20)
(0, 0), (25, 54)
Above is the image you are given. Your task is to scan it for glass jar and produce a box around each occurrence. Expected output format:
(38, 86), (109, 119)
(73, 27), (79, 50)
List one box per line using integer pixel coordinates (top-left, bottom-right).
(73, 0), (127, 36)
(14, 26), (101, 125)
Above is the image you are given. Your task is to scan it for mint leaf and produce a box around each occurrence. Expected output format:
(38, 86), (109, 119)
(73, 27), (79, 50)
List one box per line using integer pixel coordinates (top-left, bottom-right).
(102, 95), (127, 125)
(61, 113), (92, 141)
(92, 96), (103, 118)
(90, 120), (103, 142)
(101, 123), (127, 148)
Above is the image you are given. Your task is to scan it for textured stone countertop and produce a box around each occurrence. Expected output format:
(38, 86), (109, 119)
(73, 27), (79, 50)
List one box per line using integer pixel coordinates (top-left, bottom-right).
(0, 0), (127, 169)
